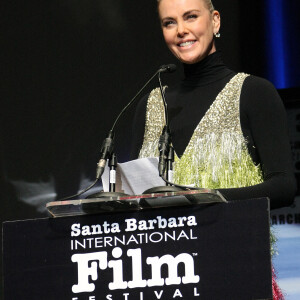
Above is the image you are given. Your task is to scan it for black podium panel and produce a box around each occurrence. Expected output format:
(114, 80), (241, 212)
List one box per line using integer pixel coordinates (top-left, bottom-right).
(3, 198), (272, 300)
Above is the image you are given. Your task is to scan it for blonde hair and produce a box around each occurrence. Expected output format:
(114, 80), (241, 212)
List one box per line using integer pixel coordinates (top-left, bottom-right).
(157, 0), (215, 12)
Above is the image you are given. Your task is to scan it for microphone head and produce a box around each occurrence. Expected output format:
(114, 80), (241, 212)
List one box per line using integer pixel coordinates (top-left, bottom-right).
(159, 64), (177, 73)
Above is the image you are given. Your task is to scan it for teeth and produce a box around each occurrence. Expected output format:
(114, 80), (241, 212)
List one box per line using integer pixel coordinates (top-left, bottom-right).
(179, 41), (195, 47)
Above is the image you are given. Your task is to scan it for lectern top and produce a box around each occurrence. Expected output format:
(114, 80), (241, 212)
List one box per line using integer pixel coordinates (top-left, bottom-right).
(46, 189), (227, 217)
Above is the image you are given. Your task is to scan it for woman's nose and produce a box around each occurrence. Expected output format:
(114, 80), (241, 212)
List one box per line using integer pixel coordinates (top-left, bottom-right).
(177, 21), (188, 37)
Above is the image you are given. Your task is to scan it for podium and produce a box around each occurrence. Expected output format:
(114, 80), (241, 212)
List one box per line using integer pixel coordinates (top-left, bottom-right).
(3, 194), (273, 300)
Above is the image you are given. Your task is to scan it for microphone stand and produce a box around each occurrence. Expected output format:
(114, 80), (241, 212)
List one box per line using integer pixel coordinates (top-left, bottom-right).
(142, 73), (184, 194)
(166, 145), (175, 184)
(86, 152), (127, 199)
(109, 153), (117, 192)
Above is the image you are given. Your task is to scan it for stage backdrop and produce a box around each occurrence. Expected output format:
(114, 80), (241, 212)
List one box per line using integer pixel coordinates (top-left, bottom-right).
(1, 1), (300, 299)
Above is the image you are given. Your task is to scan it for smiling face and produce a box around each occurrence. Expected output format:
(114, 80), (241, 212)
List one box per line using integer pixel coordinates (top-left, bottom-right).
(158, 0), (220, 64)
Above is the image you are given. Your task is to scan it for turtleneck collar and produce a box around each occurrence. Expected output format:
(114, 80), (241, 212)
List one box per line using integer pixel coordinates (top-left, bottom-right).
(182, 51), (233, 86)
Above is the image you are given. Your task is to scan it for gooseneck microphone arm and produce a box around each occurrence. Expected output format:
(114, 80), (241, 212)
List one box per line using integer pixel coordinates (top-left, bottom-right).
(111, 64), (176, 132)
(95, 72), (164, 181)
(96, 64), (177, 180)
(157, 70), (171, 177)
(58, 64), (177, 201)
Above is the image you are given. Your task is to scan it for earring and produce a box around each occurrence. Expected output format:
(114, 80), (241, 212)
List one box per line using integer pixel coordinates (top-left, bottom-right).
(214, 32), (220, 38)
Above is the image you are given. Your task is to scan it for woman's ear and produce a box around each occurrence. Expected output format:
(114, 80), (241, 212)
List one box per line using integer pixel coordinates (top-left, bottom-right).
(212, 10), (221, 34)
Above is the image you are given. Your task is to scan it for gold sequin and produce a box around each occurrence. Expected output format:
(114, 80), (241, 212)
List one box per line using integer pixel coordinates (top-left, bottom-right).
(139, 73), (263, 189)
(139, 87), (166, 158)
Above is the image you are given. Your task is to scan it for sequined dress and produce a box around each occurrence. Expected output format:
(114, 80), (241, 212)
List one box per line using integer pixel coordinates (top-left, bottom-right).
(138, 72), (264, 190)
(130, 51), (295, 210)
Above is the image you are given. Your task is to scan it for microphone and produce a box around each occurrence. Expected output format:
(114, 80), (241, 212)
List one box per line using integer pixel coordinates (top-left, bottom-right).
(158, 64), (177, 73)
(157, 66), (175, 177)
(96, 130), (114, 179)
(158, 125), (171, 176)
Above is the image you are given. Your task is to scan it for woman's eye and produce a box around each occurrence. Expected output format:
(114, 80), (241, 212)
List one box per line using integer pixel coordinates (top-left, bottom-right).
(162, 20), (175, 27)
(187, 14), (197, 20)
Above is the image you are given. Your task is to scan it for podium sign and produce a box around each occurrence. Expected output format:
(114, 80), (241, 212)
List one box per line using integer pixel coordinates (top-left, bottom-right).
(3, 198), (272, 299)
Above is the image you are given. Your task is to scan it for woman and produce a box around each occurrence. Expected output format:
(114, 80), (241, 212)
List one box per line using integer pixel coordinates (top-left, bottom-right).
(131, 0), (296, 209)
(131, 0), (296, 298)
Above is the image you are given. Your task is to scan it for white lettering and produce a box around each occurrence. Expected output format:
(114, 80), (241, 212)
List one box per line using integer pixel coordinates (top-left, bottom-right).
(71, 223), (81, 237)
(149, 232), (163, 243)
(164, 231), (176, 241)
(190, 229), (197, 240)
(103, 221), (110, 234)
(74, 239), (86, 249)
(114, 236), (126, 245)
(71, 216), (197, 238)
(125, 219), (137, 231)
(157, 216), (167, 228)
(138, 220), (148, 231)
(94, 237), (103, 248)
(146, 253), (200, 286)
(173, 289), (183, 298)
(82, 225), (91, 236)
(111, 223), (120, 233)
(104, 236), (113, 247)
(187, 216), (197, 226)
(124, 216), (197, 232)
(194, 287), (200, 296)
(127, 248), (147, 288)
(71, 248), (200, 292)
(168, 218), (178, 228)
(108, 247), (127, 290)
(126, 235), (139, 245)
(91, 225), (102, 235)
(177, 230), (189, 240)
(147, 219), (157, 230)
(154, 290), (164, 299)
(70, 222), (120, 237)
(72, 252), (108, 293)
(177, 217), (187, 227)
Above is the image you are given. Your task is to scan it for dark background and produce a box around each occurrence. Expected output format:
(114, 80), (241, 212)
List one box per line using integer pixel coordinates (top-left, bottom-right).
(1, 0), (300, 295)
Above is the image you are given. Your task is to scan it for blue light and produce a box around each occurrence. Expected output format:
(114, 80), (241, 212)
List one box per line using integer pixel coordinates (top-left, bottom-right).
(265, 0), (286, 89)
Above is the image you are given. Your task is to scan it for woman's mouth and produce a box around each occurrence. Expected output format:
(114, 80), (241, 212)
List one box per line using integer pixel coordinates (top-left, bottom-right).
(178, 40), (196, 47)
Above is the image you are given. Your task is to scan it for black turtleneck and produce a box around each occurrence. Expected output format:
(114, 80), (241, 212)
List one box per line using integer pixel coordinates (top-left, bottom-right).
(130, 52), (296, 209)
(168, 52), (235, 156)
